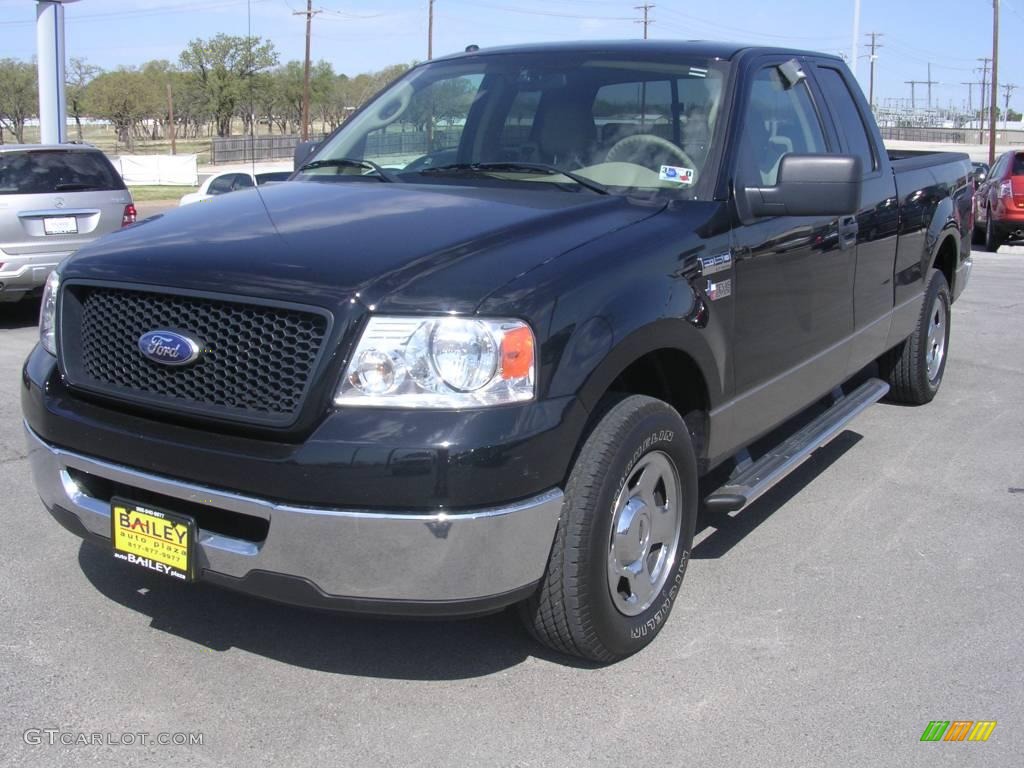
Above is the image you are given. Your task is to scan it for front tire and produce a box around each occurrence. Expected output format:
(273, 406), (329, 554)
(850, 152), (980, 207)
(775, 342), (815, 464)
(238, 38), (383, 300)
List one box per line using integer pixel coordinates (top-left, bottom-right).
(879, 268), (951, 405)
(520, 395), (698, 662)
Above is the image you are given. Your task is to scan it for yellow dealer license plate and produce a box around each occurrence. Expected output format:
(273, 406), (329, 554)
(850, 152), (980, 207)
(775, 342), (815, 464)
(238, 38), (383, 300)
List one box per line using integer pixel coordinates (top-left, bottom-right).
(111, 498), (195, 581)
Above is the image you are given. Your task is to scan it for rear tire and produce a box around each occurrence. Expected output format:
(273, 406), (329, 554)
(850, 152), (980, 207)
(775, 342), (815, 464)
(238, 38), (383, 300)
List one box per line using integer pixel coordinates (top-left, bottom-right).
(985, 215), (1003, 252)
(972, 217), (984, 246)
(879, 268), (951, 405)
(519, 395), (698, 662)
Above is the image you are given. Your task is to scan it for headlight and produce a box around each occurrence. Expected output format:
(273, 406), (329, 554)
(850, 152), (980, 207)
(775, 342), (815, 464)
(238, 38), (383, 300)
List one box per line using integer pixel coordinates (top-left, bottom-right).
(335, 316), (535, 408)
(39, 271), (59, 356)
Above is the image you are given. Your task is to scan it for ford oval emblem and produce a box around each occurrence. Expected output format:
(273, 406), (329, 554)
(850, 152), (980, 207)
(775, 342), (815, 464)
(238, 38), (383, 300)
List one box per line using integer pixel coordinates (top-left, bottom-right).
(138, 330), (202, 366)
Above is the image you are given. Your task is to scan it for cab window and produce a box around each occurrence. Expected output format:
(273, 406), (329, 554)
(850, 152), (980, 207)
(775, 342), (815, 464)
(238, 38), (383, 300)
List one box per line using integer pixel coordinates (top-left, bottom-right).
(738, 65), (827, 186)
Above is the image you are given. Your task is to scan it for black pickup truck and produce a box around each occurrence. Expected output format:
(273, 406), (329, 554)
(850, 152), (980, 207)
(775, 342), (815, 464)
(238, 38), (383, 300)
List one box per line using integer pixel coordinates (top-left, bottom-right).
(22, 41), (973, 662)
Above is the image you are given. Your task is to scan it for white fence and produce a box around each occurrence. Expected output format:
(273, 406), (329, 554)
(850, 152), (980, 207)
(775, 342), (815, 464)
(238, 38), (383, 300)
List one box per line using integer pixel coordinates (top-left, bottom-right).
(113, 154), (198, 186)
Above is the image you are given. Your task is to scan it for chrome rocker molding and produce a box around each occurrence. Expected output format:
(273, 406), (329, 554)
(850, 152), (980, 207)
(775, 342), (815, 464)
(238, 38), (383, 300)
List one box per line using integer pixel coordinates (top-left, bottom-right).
(24, 423), (564, 611)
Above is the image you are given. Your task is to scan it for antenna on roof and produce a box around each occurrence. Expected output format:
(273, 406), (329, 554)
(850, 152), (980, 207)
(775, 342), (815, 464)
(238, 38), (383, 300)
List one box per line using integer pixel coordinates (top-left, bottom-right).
(465, 44), (480, 53)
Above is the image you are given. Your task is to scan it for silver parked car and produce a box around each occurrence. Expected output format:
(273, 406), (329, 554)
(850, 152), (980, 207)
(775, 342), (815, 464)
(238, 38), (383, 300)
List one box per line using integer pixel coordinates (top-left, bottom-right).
(0, 145), (135, 303)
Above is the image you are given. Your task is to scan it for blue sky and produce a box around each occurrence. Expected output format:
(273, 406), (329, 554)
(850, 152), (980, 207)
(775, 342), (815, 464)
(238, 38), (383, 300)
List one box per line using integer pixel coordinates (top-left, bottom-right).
(0, 0), (1021, 111)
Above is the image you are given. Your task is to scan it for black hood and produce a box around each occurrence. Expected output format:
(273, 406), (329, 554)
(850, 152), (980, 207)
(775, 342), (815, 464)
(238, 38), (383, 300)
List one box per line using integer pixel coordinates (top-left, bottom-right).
(63, 180), (665, 314)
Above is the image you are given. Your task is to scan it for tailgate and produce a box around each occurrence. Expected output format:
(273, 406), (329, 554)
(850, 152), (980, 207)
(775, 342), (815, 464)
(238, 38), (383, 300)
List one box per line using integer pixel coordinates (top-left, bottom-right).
(0, 189), (131, 256)
(0, 148), (131, 256)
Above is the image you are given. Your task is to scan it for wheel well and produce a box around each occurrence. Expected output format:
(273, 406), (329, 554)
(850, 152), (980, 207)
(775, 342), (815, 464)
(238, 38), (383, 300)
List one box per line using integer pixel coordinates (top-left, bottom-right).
(604, 348), (710, 460)
(933, 235), (957, 294)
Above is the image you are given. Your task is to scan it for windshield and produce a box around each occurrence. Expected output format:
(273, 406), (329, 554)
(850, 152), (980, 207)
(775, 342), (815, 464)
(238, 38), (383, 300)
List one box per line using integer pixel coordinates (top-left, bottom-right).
(299, 52), (729, 198)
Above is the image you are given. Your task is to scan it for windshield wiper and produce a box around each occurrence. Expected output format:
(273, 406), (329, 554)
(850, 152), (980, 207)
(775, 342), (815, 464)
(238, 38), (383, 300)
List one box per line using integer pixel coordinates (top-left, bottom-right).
(421, 162), (609, 195)
(297, 157), (398, 183)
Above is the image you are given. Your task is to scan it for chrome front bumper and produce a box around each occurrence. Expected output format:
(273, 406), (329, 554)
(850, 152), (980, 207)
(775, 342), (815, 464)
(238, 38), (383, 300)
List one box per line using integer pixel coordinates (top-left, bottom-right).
(25, 423), (563, 613)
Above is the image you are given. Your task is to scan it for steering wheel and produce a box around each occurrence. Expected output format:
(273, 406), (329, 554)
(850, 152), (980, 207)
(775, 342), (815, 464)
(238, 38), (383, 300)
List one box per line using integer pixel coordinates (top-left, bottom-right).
(604, 134), (699, 183)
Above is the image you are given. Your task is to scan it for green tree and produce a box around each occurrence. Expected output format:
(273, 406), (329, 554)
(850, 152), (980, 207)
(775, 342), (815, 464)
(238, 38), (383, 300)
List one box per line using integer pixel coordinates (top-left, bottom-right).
(179, 34), (278, 137)
(0, 58), (38, 143)
(67, 57), (101, 141)
(85, 68), (150, 148)
(139, 60), (179, 140)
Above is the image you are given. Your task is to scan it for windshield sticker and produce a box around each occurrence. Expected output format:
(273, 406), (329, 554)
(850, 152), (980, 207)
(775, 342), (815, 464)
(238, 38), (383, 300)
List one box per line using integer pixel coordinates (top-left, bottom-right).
(659, 165), (695, 185)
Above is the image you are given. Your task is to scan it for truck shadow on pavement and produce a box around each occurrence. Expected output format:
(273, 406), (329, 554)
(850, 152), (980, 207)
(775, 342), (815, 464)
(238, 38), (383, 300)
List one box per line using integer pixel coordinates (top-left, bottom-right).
(693, 430), (863, 559)
(75, 542), (600, 677)
(73, 429), (863, 678)
(0, 297), (41, 329)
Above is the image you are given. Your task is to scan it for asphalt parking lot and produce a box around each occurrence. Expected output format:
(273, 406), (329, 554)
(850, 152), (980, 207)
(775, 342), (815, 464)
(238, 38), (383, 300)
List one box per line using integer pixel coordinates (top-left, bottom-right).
(1, 247), (1022, 767)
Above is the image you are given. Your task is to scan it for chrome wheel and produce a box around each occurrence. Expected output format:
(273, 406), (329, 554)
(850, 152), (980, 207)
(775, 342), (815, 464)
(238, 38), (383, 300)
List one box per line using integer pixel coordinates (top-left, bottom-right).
(607, 450), (682, 616)
(925, 293), (947, 382)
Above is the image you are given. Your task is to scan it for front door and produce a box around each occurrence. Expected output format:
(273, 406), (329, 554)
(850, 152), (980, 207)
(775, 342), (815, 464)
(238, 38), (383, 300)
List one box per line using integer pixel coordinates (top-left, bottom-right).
(729, 61), (855, 440)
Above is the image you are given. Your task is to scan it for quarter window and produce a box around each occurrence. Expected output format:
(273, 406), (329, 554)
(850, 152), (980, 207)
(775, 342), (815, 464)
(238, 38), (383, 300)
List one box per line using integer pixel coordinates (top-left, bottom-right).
(817, 66), (876, 174)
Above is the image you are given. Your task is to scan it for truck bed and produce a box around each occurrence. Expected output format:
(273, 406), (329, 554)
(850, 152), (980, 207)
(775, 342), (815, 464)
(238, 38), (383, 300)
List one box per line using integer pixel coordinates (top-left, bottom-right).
(888, 149), (972, 173)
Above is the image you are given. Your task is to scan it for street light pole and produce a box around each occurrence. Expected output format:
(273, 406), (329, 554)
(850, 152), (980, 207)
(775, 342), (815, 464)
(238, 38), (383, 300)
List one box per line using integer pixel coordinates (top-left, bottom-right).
(850, 0), (861, 79)
(35, 0), (79, 144)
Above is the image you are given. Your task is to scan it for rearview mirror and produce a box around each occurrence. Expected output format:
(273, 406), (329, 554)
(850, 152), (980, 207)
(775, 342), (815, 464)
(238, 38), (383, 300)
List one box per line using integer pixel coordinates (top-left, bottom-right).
(294, 140), (320, 171)
(742, 154), (862, 219)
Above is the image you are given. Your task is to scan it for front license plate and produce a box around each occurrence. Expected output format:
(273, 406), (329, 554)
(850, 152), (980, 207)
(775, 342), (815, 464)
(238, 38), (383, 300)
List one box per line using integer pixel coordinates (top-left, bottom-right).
(111, 498), (195, 581)
(43, 216), (78, 235)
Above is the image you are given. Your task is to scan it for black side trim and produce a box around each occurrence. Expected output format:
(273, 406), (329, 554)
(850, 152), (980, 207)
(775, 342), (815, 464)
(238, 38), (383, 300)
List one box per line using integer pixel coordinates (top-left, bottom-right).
(201, 569), (539, 619)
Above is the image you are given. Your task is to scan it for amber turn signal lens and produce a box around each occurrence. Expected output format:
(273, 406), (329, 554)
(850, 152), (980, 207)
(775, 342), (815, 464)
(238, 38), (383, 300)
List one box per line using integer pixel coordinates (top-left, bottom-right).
(500, 326), (534, 380)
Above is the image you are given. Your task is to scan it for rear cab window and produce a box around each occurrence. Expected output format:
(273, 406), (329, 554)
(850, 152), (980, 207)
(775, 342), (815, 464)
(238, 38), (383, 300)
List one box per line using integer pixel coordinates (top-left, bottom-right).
(0, 149), (125, 195)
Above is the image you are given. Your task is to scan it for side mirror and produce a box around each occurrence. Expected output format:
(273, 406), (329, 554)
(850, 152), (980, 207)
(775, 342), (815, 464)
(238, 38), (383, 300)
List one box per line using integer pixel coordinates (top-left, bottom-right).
(742, 154), (862, 218)
(972, 169), (987, 185)
(294, 140), (320, 171)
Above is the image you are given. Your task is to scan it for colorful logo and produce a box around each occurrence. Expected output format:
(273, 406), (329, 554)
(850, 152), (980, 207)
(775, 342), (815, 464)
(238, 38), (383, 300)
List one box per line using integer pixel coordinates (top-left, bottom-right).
(920, 721), (997, 742)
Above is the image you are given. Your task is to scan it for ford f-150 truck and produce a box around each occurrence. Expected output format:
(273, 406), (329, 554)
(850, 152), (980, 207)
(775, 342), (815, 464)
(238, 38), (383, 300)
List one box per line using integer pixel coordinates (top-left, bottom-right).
(22, 41), (973, 662)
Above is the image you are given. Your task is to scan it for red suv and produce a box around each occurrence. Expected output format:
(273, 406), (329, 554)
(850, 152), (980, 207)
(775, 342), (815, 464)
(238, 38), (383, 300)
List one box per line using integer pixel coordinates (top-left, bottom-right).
(974, 150), (1024, 250)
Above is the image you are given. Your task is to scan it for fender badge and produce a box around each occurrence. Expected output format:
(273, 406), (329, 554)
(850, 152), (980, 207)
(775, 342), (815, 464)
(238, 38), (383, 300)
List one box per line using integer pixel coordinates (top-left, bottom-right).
(698, 251), (732, 276)
(706, 278), (732, 301)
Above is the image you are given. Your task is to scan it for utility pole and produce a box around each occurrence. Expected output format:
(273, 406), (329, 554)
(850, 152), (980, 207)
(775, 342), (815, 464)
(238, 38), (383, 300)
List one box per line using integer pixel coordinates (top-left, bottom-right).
(927, 63), (935, 110)
(1003, 83), (1018, 120)
(905, 80), (927, 111)
(962, 81), (975, 114)
(428, 0), (434, 59)
(635, 4), (655, 39)
(865, 32), (882, 109)
(166, 82), (176, 155)
(978, 57), (991, 145)
(294, 0), (321, 141)
(988, 0), (999, 165)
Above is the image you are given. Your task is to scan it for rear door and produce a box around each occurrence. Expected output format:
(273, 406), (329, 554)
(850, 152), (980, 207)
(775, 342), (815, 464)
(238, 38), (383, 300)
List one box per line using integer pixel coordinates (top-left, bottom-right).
(976, 152), (1009, 227)
(0, 149), (131, 256)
